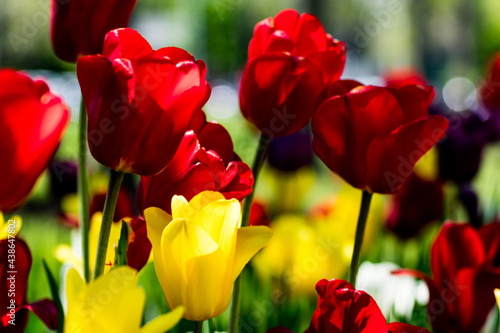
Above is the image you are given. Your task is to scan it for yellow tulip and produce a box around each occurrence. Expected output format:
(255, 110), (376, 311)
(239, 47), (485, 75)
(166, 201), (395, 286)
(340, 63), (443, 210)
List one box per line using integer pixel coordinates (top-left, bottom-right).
(144, 191), (273, 321)
(0, 212), (22, 240)
(64, 266), (184, 333)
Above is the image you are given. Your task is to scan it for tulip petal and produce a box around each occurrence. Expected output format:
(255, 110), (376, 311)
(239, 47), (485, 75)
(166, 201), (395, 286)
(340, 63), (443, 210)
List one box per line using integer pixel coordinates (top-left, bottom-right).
(190, 199), (241, 256)
(431, 223), (486, 291)
(365, 115), (448, 193)
(103, 28), (152, 60)
(160, 218), (228, 321)
(140, 306), (184, 333)
(232, 226), (274, 281)
(0, 214), (21, 240)
(144, 207), (172, 292)
(172, 191), (225, 220)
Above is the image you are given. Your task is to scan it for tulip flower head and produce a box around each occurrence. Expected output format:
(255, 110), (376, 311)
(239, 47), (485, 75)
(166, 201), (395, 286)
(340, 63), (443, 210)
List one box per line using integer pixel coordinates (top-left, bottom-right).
(144, 191), (273, 321)
(0, 69), (70, 212)
(51, 0), (137, 62)
(268, 279), (430, 333)
(396, 222), (500, 333)
(136, 114), (253, 214)
(64, 266), (184, 332)
(312, 80), (449, 193)
(240, 9), (346, 138)
(77, 28), (211, 176)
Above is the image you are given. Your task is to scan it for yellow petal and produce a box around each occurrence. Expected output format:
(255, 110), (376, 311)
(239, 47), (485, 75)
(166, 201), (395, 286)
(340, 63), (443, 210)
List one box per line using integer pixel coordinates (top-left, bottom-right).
(160, 218), (229, 321)
(233, 226), (274, 281)
(140, 306), (184, 333)
(190, 198), (240, 257)
(172, 191), (225, 220)
(144, 207), (172, 293)
(495, 289), (500, 315)
(0, 214), (21, 240)
(64, 268), (86, 333)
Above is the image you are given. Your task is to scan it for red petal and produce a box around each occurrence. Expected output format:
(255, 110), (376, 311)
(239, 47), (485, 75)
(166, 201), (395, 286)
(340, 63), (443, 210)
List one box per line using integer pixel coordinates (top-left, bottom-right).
(388, 84), (435, 123)
(0, 70), (69, 211)
(312, 86), (403, 190)
(127, 218), (152, 271)
(365, 115), (448, 193)
(431, 223), (486, 290)
(103, 28), (152, 60)
(240, 54), (324, 137)
(24, 299), (59, 330)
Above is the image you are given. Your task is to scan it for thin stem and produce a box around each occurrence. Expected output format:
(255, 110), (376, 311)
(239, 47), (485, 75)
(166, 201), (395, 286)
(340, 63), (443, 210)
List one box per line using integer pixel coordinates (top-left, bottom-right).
(349, 190), (373, 288)
(240, 133), (270, 227)
(92, 169), (125, 280)
(193, 320), (204, 333)
(228, 133), (270, 333)
(78, 98), (90, 283)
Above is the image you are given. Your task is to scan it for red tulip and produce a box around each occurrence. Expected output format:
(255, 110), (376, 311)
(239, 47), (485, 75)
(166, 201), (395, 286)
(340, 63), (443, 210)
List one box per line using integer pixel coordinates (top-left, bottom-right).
(386, 172), (444, 239)
(312, 80), (449, 193)
(51, 0), (137, 62)
(395, 222), (500, 333)
(240, 9), (346, 138)
(0, 69), (70, 212)
(383, 67), (428, 89)
(1, 238), (59, 332)
(77, 28), (211, 176)
(267, 279), (430, 333)
(136, 113), (253, 214)
(479, 52), (500, 114)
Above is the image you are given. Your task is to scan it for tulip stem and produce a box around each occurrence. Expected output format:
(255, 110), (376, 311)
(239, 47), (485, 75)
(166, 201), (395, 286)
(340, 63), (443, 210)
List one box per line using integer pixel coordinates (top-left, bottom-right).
(349, 190), (373, 288)
(241, 133), (270, 227)
(228, 133), (270, 333)
(193, 320), (204, 333)
(92, 169), (124, 280)
(78, 98), (91, 283)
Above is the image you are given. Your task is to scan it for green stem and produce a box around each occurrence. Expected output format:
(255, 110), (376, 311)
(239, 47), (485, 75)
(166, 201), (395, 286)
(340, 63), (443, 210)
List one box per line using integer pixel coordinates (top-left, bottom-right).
(349, 190), (373, 288)
(193, 320), (204, 333)
(78, 98), (90, 283)
(92, 169), (125, 280)
(240, 133), (270, 227)
(228, 133), (270, 333)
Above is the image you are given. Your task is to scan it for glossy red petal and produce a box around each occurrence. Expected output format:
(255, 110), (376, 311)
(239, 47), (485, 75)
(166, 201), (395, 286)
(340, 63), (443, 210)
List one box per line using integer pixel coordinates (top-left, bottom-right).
(127, 218), (152, 271)
(388, 85), (435, 123)
(478, 223), (500, 265)
(197, 122), (234, 165)
(307, 46), (346, 85)
(312, 87), (403, 190)
(325, 79), (364, 98)
(308, 279), (387, 333)
(241, 55), (324, 138)
(103, 28), (151, 60)
(365, 115), (448, 193)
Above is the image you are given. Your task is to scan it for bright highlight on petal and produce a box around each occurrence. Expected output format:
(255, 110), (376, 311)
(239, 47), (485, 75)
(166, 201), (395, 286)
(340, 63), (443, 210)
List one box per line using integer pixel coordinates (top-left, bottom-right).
(145, 190), (273, 321)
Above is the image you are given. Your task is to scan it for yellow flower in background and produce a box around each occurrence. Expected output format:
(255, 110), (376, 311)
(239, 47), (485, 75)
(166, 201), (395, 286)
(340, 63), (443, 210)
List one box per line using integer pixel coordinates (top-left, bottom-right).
(55, 212), (121, 275)
(253, 184), (383, 296)
(64, 266), (184, 333)
(145, 191), (273, 321)
(0, 213), (22, 240)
